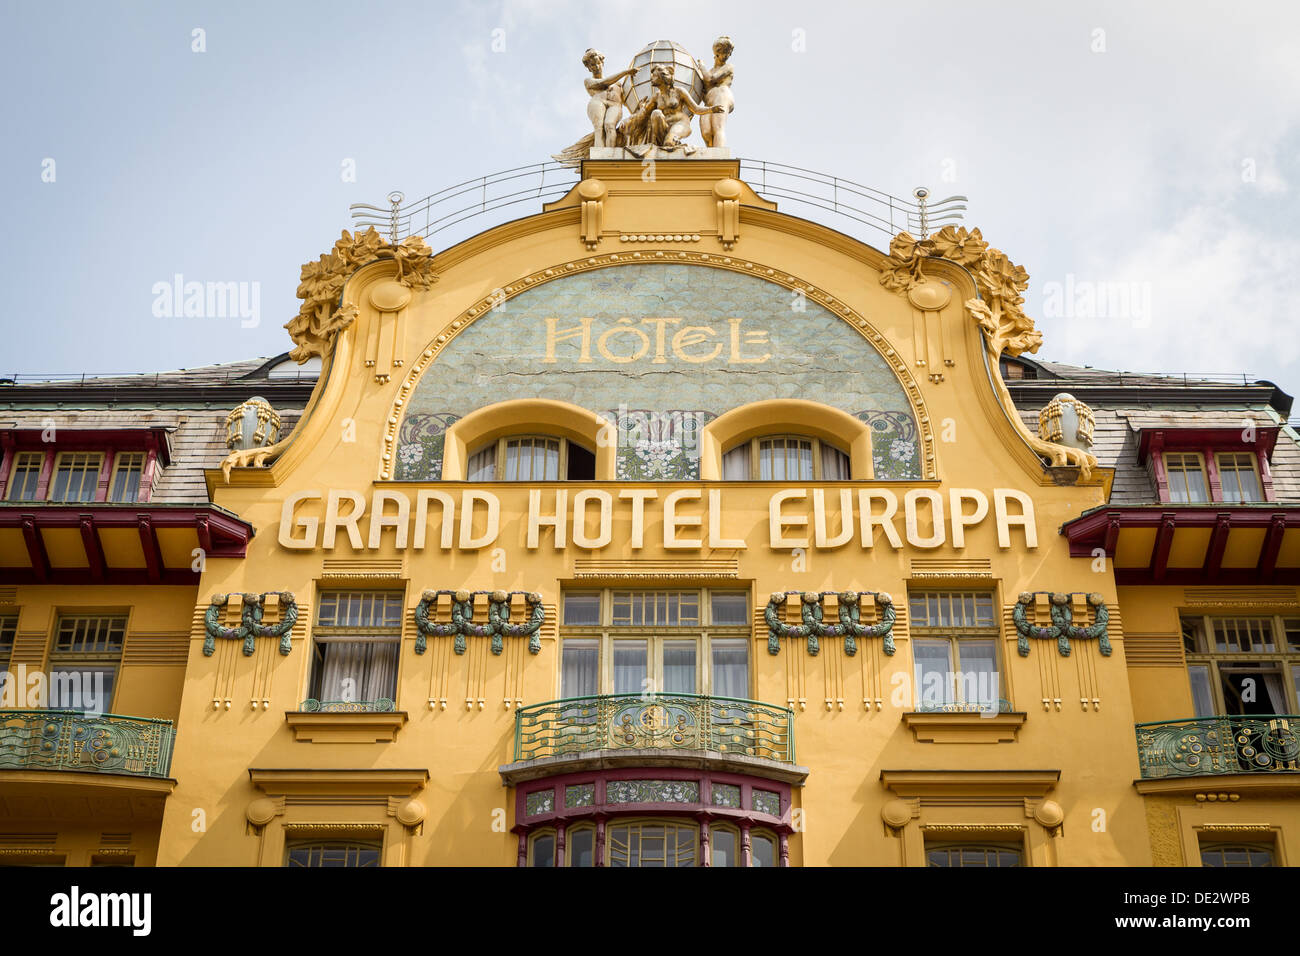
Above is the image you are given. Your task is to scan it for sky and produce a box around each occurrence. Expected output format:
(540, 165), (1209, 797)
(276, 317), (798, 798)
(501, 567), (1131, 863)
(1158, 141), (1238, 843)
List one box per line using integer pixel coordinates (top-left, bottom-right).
(2, 0), (1298, 392)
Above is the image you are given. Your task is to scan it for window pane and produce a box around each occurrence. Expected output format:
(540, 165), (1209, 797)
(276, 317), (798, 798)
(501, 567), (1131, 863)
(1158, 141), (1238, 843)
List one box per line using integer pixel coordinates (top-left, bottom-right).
(752, 834), (776, 867)
(530, 834), (555, 867)
(956, 639), (998, 709)
(710, 592), (749, 626)
(50, 453), (101, 502)
(110, 453), (145, 502)
(48, 666), (115, 713)
(569, 829), (594, 867)
(722, 445), (751, 480)
(712, 829), (737, 867)
(286, 840), (381, 867)
(1201, 844), (1273, 867)
(562, 639), (599, 698)
(820, 444), (850, 480)
(7, 453), (43, 501)
(466, 445), (496, 481)
(505, 437), (559, 481)
(662, 640), (696, 694)
(927, 844), (1021, 867)
(55, 615), (126, 653)
(1188, 664), (1216, 717)
(563, 593), (601, 626)
(711, 638), (749, 698)
(613, 641), (647, 695)
(914, 639), (954, 709)
(314, 640), (399, 704)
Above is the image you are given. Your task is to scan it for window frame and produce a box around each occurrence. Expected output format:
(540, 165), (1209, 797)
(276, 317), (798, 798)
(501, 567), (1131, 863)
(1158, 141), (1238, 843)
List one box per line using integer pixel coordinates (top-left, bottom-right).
(5, 451), (45, 501)
(606, 818), (699, 868)
(108, 451), (147, 503)
(308, 591), (405, 710)
(559, 588), (753, 698)
(47, 451), (104, 503)
(722, 433), (850, 481)
(907, 590), (1005, 712)
(47, 613), (127, 713)
(1215, 451), (1264, 503)
(925, 841), (1024, 867)
(1199, 839), (1275, 867)
(465, 433), (595, 482)
(1163, 451), (1209, 504)
(1182, 613), (1300, 715)
(283, 836), (384, 867)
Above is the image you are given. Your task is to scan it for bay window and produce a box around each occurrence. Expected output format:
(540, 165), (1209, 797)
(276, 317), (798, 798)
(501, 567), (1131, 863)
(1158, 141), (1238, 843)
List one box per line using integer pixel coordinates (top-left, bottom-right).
(1182, 615), (1300, 715)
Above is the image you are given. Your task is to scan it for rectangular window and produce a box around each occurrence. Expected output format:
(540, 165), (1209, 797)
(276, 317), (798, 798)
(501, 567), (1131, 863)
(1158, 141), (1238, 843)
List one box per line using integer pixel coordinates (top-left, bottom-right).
(1217, 453), (1263, 503)
(1164, 452), (1208, 503)
(309, 592), (403, 709)
(908, 591), (1003, 711)
(6, 452), (43, 501)
(503, 437), (559, 481)
(48, 453), (103, 502)
(109, 452), (146, 502)
(1182, 614), (1300, 716)
(49, 615), (126, 712)
(559, 588), (751, 697)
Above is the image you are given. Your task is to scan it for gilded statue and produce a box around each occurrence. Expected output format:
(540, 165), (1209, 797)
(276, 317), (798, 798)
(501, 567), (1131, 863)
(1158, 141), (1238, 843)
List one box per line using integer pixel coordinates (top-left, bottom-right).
(697, 36), (735, 148)
(620, 62), (723, 152)
(582, 49), (636, 149)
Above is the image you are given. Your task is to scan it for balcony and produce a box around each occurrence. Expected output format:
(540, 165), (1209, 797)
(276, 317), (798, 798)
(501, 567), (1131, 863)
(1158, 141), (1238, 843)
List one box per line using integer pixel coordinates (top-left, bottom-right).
(0, 710), (175, 779)
(1135, 714), (1300, 779)
(505, 693), (802, 787)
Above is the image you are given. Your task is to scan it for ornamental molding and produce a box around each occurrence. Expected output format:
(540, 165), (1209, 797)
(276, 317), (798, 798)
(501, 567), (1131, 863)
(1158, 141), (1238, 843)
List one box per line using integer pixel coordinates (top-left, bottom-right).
(381, 252), (939, 481)
(221, 227), (437, 478)
(879, 225), (1098, 476)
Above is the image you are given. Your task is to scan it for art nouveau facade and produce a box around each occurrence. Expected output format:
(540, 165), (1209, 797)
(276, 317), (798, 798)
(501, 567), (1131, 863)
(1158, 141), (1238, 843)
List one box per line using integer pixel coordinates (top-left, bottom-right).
(1, 157), (1297, 868)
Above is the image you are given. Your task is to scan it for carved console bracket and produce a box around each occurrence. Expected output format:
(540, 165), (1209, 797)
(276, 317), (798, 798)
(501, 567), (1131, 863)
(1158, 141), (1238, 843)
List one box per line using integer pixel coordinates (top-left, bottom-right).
(577, 178), (607, 250)
(414, 589), (545, 656)
(764, 590), (895, 657)
(714, 178), (742, 249)
(203, 591), (298, 657)
(1012, 591), (1111, 658)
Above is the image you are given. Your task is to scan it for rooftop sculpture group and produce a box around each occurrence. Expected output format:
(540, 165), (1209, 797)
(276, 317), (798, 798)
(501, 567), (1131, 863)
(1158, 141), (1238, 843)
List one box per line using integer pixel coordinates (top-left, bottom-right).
(555, 38), (735, 165)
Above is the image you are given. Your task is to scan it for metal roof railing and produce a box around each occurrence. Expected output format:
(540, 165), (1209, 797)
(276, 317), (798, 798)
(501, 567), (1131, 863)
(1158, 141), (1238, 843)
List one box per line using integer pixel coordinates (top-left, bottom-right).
(349, 157), (967, 250)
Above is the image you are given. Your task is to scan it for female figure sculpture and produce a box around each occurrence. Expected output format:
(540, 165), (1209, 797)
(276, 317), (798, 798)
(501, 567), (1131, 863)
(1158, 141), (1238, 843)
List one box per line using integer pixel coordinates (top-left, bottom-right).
(621, 62), (724, 151)
(582, 49), (636, 149)
(697, 36), (735, 148)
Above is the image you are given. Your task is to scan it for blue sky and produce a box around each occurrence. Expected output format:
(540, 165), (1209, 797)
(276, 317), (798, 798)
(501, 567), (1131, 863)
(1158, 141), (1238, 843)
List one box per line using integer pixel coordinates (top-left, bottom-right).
(2, 0), (1298, 391)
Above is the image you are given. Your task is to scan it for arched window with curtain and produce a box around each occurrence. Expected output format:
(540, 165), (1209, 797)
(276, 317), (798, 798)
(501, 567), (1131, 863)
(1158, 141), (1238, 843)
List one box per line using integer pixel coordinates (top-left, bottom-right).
(722, 434), (850, 481)
(465, 434), (595, 481)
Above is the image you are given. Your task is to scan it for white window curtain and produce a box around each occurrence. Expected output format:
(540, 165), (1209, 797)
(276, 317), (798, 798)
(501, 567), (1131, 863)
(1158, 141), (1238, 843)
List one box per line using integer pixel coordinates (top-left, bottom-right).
(466, 445), (496, 481)
(613, 641), (647, 695)
(821, 444), (850, 479)
(662, 640), (696, 694)
(711, 639), (749, 698)
(1262, 672), (1287, 713)
(722, 445), (751, 480)
(562, 640), (599, 698)
(318, 640), (399, 703)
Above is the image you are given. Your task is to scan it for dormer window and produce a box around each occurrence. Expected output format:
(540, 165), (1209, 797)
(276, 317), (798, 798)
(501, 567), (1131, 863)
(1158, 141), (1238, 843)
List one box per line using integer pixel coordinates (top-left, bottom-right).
(49, 452), (102, 502)
(1216, 452), (1263, 503)
(1164, 452), (1208, 503)
(0, 428), (169, 504)
(466, 435), (596, 481)
(722, 434), (850, 481)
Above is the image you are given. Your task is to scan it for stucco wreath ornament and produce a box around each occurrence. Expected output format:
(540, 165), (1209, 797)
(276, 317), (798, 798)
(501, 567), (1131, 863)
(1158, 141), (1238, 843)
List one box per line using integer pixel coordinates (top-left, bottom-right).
(764, 591), (896, 656)
(880, 225), (1097, 477)
(203, 592), (297, 656)
(1012, 591), (1111, 657)
(414, 589), (545, 656)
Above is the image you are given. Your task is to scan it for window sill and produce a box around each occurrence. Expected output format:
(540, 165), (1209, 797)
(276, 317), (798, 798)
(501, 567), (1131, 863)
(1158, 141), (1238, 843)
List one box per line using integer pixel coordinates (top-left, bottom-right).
(902, 711), (1026, 744)
(285, 710), (408, 744)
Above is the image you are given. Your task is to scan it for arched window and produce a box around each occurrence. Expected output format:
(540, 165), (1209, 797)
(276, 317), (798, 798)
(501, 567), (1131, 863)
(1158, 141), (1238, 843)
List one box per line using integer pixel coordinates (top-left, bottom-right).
(722, 434), (850, 481)
(751, 830), (778, 867)
(1200, 842), (1274, 867)
(466, 434), (596, 481)
(285, 838), (382, 867)
(711, 824), (740, 867)
(567, 825), (596, 867)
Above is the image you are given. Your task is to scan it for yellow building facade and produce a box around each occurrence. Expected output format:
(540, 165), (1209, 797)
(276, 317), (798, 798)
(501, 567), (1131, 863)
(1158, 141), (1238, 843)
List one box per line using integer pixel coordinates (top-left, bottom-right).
(2, 155), (1297, 868)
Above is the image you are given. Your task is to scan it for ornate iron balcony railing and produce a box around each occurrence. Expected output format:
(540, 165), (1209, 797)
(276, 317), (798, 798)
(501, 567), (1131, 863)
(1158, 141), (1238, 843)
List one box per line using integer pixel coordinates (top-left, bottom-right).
(298, 698), (396, 713)
(514, 693), (795, 764)
(1135, 714), (1300, 779)
(0, 710), (175, 779)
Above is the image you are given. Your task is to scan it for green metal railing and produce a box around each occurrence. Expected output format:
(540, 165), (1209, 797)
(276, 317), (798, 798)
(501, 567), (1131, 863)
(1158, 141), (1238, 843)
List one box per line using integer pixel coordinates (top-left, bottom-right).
(1136, 714), (1300, 779)
(299, 699), (396, 713)
(514, 693), (795, 764)
(0, 710), (175, 779)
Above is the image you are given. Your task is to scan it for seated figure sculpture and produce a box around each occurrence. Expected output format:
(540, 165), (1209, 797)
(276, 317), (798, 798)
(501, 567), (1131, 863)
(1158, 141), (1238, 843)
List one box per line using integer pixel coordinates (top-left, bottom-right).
(619, 62), (724, 153)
